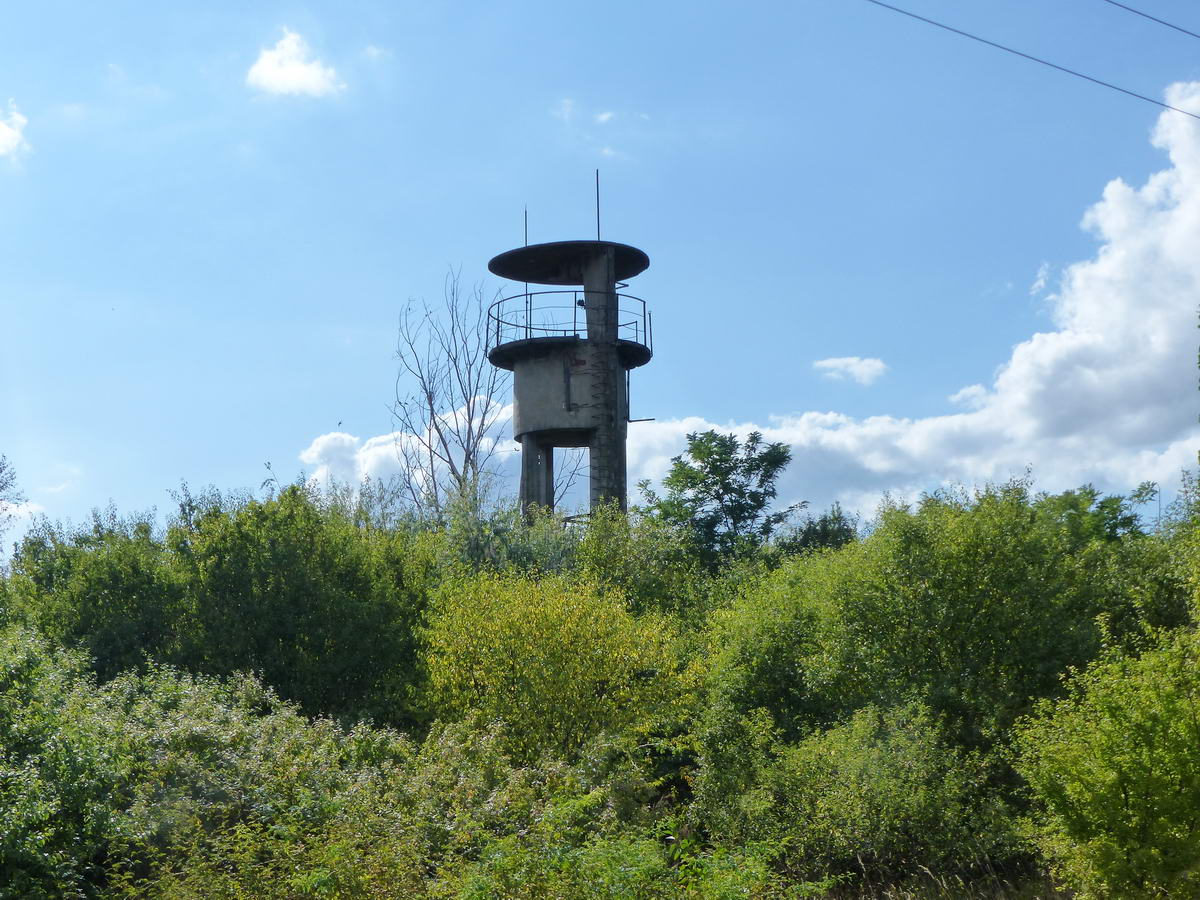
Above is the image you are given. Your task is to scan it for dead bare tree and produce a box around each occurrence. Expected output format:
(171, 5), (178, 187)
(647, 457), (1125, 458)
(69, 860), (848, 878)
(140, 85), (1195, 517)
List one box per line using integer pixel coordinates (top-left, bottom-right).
(392, 270), (512, 519)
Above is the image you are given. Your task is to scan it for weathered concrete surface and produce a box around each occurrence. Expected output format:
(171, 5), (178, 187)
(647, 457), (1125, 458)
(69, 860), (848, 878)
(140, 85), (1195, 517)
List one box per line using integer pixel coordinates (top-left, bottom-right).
(488, 239), (648, 517)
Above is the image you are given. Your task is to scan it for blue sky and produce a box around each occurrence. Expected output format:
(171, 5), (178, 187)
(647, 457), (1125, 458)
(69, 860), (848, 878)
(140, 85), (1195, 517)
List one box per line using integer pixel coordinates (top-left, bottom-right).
(3, 0), (1200, 537)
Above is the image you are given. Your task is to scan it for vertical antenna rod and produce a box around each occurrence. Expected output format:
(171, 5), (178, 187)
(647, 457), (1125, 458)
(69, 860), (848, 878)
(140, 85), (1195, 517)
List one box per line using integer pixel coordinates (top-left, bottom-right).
(523, 206), (529, 339)
(595, 169), (601, 240)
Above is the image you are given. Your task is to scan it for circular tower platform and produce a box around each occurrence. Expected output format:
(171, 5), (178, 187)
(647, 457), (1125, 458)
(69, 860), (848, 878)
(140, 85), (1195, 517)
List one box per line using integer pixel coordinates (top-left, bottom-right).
(489, 240), (649, 285)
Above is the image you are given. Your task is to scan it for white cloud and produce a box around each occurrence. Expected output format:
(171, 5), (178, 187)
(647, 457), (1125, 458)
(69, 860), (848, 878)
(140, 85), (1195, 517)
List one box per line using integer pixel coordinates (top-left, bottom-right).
(948, 384), (988, 409)
(0, 100), (29, 157)
(813, 356), (888, 385)
(595, 111), (615, 124)
(629, 83), (1200, 514)
(299, 431), (403, 485)
(302, 81), (1200, 520)
(363, 44), (389, 61)
(247, 29), (343, 97)
(299, 402), (518, 490)
(1030, 261), (1051, 296)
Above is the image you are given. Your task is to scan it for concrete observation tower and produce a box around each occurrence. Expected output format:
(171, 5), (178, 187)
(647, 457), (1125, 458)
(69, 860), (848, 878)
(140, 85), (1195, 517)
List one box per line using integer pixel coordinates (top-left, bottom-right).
(486, 240), (653, 515)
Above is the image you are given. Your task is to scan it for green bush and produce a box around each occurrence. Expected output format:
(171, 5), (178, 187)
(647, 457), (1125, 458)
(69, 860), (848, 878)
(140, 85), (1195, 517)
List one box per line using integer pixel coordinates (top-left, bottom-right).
(6, 510), (188, 680)
(698, 702), (1013, 885)
(4, 472), (1190, 895)
(423, 573), (681, 760)
(167, 483), (438, 724)
(1013, 628), (1200, 899)
(442, 493), (580, 574)
(708, 482), (1186, 749)
(138, 718), (677, 900)
(0, 626), (134, 899)
(0, 621), (428, 898)
(6, 486), (442, 726)
(440, 832), (672, 900)
(577, 502), (710, 621)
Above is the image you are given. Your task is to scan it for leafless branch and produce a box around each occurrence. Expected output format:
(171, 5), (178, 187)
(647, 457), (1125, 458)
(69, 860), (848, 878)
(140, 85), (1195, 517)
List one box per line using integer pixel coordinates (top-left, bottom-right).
(391, 270), (511, 520)
(554, 449), (588, 509)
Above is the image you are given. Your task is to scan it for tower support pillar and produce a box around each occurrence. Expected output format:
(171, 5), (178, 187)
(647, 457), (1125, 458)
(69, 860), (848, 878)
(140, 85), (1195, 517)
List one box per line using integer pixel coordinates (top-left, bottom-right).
(519, 435), (554, 515)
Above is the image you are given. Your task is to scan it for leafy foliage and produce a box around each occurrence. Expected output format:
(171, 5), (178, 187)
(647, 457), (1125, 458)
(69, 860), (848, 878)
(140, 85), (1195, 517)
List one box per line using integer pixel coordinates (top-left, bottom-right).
(0, 454), (23, 554)
(6, 484), (441, 726)
(774, 501), (858, 555)
(169, 483), (437, 724)
(699, 702), (1014, 885)
(1032, 480), (1158, 544)
(707, 481), (1188, 749)
(1014, 628), (1200, 899)
(639, 430), (801, 564)
(7, 509), (187, 680)
(0, 469), (1193, 897)
(576, 501), (711, 620)
(423, 573), (681, 760)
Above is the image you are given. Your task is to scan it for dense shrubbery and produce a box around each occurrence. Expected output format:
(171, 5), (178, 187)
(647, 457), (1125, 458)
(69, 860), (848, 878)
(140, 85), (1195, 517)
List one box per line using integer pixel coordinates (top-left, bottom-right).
(5, 484), (440, 726)
(1014, 627), (1200, 898)
(705, 482), (1189, 749)
(1, 472), (1196, 897)
(424, 572), (684, 760)
(699, 702), (1013, 883)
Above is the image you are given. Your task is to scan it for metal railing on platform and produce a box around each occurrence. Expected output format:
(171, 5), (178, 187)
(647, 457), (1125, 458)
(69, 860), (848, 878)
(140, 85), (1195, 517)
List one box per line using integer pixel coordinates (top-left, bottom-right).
(486, 290), (652, 355)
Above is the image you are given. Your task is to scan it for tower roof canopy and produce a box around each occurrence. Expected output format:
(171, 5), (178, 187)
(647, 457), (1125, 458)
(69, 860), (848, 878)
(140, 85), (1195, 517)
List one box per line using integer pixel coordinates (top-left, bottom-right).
(488, 240), (649, 285)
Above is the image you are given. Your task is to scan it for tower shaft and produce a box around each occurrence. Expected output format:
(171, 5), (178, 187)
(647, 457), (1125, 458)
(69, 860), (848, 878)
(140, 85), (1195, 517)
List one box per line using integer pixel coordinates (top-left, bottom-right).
(581, 247), (628, 510)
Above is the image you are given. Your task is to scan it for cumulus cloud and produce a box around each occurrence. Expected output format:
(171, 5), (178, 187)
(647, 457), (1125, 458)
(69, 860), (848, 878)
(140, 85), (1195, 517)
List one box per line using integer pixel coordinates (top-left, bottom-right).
(299, 403), (518, 492)
(813, 356), (888, 385)
(0, 100), (29, 157)
(628, 83), (1200, 514)
(948, 384), (988, 409)
(299, 431), (407, 485)
(247, 29), (343, 97)
(302, 82), (1200, 518)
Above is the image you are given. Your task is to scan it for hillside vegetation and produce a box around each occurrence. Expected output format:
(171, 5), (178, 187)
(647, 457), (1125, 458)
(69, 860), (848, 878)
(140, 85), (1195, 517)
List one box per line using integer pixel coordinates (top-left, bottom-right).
(2, 462), (1199, 898)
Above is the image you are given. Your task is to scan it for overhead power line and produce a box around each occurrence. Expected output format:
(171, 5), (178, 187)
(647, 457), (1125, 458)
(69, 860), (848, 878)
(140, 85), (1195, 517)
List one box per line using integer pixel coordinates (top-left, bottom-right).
(861, 0), (1200, 122)
(1098, 0), (1200, 43)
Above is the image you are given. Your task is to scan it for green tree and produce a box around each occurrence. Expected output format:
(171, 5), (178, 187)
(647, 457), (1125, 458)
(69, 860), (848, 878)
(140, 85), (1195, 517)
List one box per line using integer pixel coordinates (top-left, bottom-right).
(639, 430), (801, 565)
(1014, 627), (1200, 898)
(1033, 481), (1158, 545)
(576, 501), (710, 620)
(775, 501), (858, 554)
(706, 481), (1187, 749)
(423, 573), (680, 761)
(6, 510), (187, 681)
(171, 483), (434, 724)
(0, 454), (24, 556)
